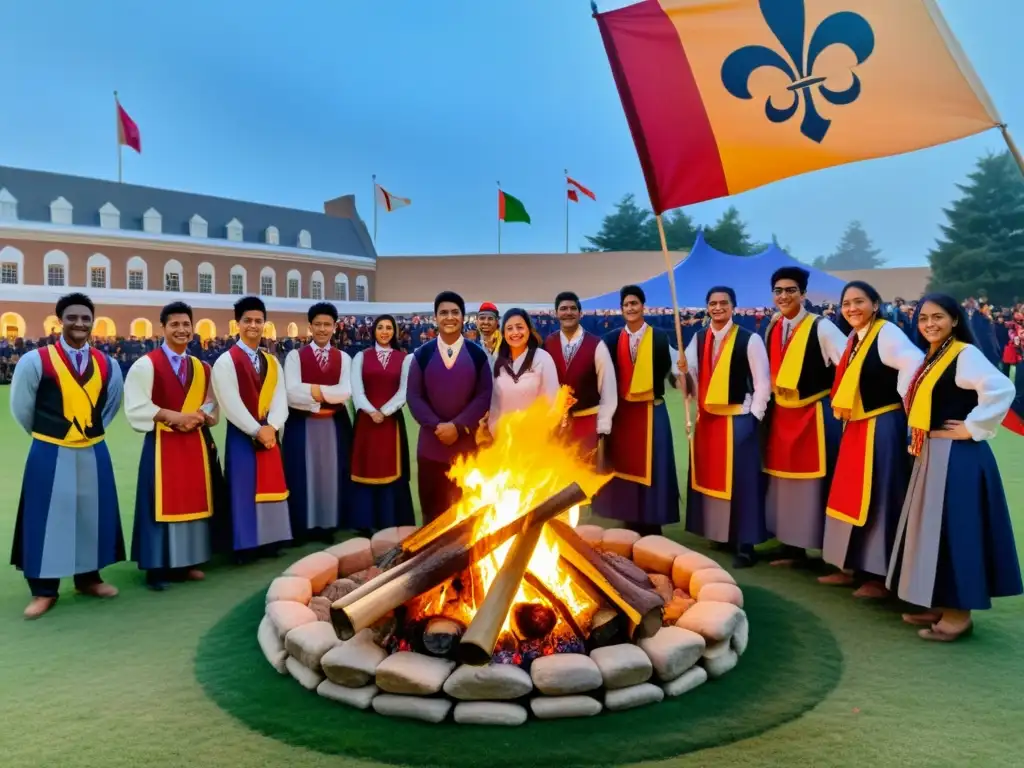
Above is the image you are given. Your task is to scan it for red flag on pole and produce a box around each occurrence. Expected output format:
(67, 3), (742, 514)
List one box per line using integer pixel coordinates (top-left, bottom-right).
(567, 189), (579, 203)
(117, 101), (141, 154)
(566, 176), (596, 200)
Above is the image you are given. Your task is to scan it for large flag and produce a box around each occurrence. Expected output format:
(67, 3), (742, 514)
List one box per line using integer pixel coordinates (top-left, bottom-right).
(116, 99), (141, 154)
(498, 189), (531, 224)
(376, 183), (411, 212)
(595, 0), (1002, 213)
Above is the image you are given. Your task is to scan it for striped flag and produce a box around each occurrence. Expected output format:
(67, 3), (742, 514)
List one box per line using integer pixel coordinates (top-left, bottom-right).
(376, 184), (411, 212)
(567, 175), (596, 201)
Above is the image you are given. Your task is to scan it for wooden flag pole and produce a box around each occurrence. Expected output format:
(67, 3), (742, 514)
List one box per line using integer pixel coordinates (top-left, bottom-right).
(655, 214), (692, 435)
(564, 168), (570, 253)
(114, 91), (122, 184)
(1000, 125), (1024, 178)
(372, 174), (378, 244)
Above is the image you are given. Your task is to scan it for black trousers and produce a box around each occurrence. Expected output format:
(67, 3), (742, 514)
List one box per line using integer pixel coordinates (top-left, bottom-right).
(145, 567), (197, 585)
(26, 570), (102, 598)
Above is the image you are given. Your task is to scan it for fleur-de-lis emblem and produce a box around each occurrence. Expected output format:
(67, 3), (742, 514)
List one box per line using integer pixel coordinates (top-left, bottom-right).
(721, 0), (875, 143)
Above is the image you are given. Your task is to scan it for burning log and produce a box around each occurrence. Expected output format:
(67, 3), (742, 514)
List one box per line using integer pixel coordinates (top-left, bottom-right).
(458, 519), (545, 665)
(421, 617), (465, 658)
(522, 571), (584, 641)
(547, 519), (664, 640)
(331, 483), (588, 640)
(511, 603), (557, 640)
(588, 608), (628, 649)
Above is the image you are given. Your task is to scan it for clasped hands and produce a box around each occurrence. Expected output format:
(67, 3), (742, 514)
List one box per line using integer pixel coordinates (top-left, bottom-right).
(163, 409), (214, 433)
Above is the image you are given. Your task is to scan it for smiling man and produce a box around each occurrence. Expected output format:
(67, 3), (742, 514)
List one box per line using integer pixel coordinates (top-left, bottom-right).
(10, 292), (125, 619)
(407, 291), (492, 523)
(282, 301), (352, 543)
(592, 285), (683, 535)
(476, 302), (501, 363)
(212, 296), (291, 562)
(543, 290), (617, 461)
(763, 267), (848, 566)
(684, 286), (771, 568)
(125, 301), (221, 590)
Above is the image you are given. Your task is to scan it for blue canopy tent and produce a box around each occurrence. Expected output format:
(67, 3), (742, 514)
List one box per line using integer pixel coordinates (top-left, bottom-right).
(581, 231), (847, 310)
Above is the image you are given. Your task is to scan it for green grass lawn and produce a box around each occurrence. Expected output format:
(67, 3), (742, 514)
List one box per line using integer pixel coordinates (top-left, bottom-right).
(0, 388), (1021, 767)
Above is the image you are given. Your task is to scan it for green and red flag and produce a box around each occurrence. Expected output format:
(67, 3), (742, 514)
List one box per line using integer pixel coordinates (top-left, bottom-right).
(498, 189), (531, 224)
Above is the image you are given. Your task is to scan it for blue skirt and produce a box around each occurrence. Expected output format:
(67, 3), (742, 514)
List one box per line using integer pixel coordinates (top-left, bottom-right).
(592, 401), (680, 526)
(822, 408), (911, 576)
(888, 438), (1022, 610)
(11, 439), (125, 579)
(348, 415), (415, 530)
(686, 412), (767, 546)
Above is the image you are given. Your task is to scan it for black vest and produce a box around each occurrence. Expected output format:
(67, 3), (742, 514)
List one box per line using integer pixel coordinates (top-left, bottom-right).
(928, 352), (978, 429)
(856, 329), (903, 413)
(32, 348), (110, 442)
(603, 327), (672, 399)
(770, 315), (835, 398)
(695, 326), (753, 405)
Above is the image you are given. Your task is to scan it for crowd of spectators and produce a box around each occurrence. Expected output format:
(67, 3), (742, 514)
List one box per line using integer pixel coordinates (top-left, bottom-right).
(1, 297), (1020, 384)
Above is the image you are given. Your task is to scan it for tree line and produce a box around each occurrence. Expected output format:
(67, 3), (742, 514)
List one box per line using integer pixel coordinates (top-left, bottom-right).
(582, 150), (1024, 305)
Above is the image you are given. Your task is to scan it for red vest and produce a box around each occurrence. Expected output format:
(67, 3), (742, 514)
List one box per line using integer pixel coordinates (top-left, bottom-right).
(544, 331), (600, 412)
(298, 344), (343, 386)
(148, 349), (210, 411)
(361, 348), (406, 408)
(228, 344), (267, 420)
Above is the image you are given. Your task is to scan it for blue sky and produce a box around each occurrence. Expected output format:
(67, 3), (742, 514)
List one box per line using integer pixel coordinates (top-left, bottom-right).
(0, 1), (1018, 265)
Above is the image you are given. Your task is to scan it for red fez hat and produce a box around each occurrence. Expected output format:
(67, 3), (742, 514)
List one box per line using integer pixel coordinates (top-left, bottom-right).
(479, 302), (499, 315)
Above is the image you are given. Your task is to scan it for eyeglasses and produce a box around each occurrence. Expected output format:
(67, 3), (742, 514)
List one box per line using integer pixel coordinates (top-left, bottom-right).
(772, 286), (801, 296)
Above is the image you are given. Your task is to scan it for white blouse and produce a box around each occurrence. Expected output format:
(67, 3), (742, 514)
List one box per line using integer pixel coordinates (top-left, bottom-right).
(488, 347), (560, 435)
(949, 344), (1016, 441)
(350, 348), (413, 417)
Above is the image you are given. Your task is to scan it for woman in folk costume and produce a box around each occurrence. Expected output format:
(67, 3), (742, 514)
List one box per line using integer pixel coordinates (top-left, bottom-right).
(283, 302), (353, 543)
(485, 309), (561, 440)
(887, 294), (1021, 641)
(10, 292), (124, 619)
(126, 301), (223, 591)
(818, 282), (924, 598)
(349, 315), (415, 531)
(212, 296), (291, 562)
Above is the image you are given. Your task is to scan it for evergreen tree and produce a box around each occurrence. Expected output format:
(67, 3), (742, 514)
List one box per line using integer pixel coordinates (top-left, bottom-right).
(644, 208), (699, 250)
(928, 151), (1024, 304)
(813, 221), (885, 270)
(703, 206), (756, 255)
(582, 193), (658, 251)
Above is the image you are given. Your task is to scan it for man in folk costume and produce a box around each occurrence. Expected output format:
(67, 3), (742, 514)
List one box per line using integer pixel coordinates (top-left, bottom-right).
(762, 267), (847, 565)
(543, 290), (617, 461)
(10, 292), (125, 619)
(592, 285), (684, 536)
(476, 302), (501, 364)
(407, 291), (493, 523)
(684, 286), (771, 568)
(283, 302), (352, 544)
(125, 301), (222, 590)
(212, 296), (291, 562)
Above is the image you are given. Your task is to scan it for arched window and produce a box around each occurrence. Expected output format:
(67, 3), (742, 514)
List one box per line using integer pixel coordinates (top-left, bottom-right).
(87, 253), (111, 289)
(263, 321), (278, 340)
(130, 318), (153, 338)
(0, 246), (25, 285)
(355, 275), (369, 302)
(43, 250), (69, 287)
(334, 273), (349, 301)
(260, 266), (276, 297)
(297, 229), (312, 248)
(163, 258), (184, 292)
(92, 317), (116, 338)
(229, 265), (246, 295)
(286, 322), (299, 338)
(43, 315), (62, 335)
(197, 262), (215, 294)
(195, 319), (217, 341)
(286, 269), (301, 299)
(0, 311), (26, 340)
(310, 270), (324, 301)
(127, 255), (147, 290)
(228, 319), (239, 336)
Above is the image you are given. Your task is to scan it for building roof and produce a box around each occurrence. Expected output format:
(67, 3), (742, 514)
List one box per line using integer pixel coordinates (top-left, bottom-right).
(829, 266), (932, 301)
(0, 165), (377, 261)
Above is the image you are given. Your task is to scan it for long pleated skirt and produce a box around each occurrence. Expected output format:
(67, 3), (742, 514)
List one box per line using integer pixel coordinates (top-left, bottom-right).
(886, 437), (1022, 610)
(349, 415), (415, 530)
(282, 410), (352, 536)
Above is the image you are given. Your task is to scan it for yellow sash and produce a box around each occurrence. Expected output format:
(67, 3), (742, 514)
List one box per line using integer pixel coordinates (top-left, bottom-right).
(34, 346), (105, 447)
(627, 328), (654, 402)
(774, 314), (819, 405)
(907, 341), (967, 433)
(257, 351), (278, 420)
(704, 325), (744, 416)
(832, 319), (896, 421)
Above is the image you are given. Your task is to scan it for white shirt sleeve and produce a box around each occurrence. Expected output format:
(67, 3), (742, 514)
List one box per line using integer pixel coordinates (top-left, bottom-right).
(594, 340), (618, 435)
(284, 349), (317, 412)
(124, 355), (159, 433)
(877, 322), (925, 398)
(350, 351), (374, 414)
(816, 317), (848, 366)
(212, 353), (262, 437)
(266, 355), (289, 433)
(9, 350), (42, 434)
(381, 354), (413, 417)
(954, 344), (1016, 441)
(747, 332), (772, 421)
(319, 351), (352, 405)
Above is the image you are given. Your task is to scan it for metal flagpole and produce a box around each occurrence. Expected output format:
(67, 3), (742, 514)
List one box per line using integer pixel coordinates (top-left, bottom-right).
(114, 91), (122, 183)
(497, 180), (502, 254)
(564, 168), (570, 253)
(372, 174), (378, 243)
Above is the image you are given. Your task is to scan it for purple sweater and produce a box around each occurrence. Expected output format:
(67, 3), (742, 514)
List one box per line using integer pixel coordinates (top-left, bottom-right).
(407, 341), (493, 463)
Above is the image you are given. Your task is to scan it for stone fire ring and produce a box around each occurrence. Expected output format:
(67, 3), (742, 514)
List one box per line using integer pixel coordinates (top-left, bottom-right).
(259, 525), (749, 725)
